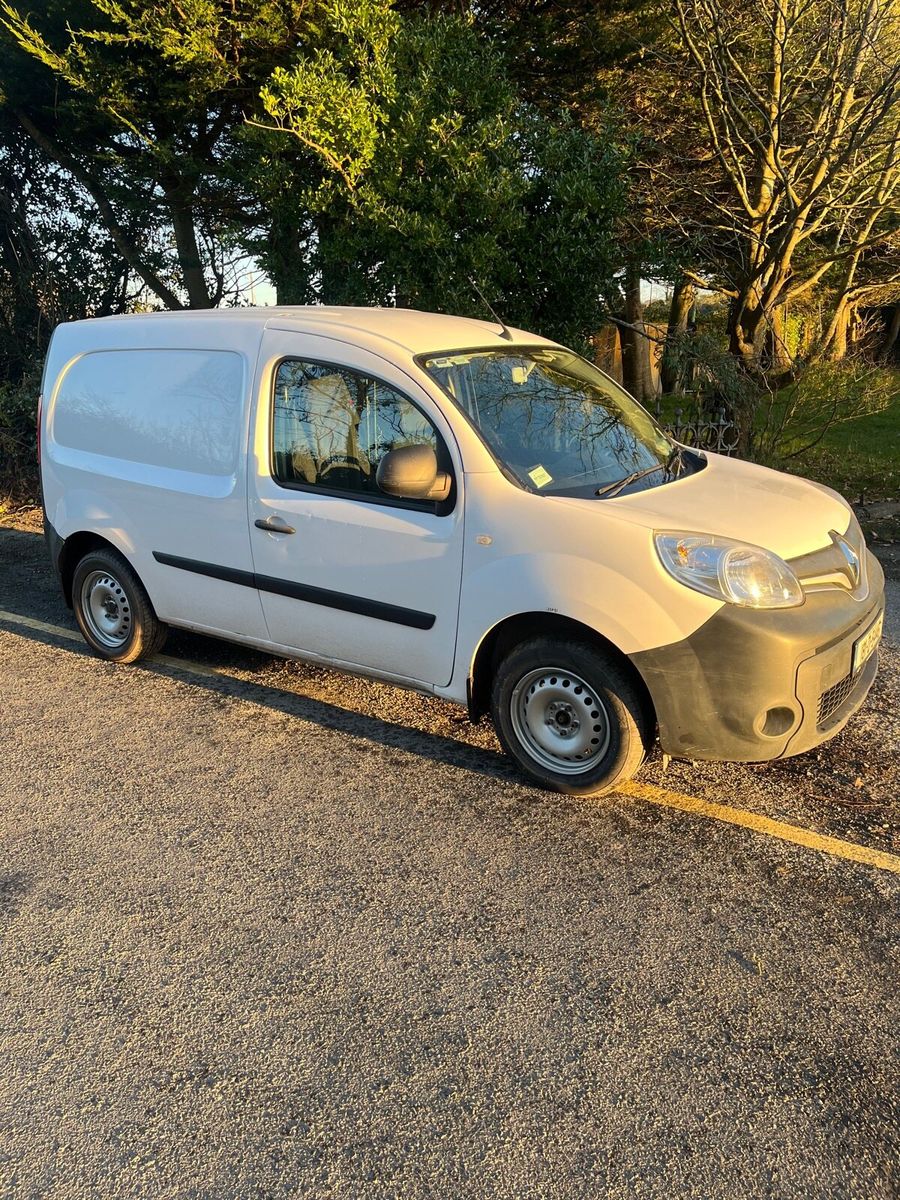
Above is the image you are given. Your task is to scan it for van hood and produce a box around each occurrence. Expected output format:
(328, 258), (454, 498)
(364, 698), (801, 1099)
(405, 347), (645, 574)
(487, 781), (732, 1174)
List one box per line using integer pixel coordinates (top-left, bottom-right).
(550, 453), (853, 561)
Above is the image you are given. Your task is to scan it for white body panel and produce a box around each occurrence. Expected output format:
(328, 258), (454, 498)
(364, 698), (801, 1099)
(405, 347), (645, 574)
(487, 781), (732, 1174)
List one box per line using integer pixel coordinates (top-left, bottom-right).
(42, 319), (268, 640)
(247, 329), (465, 685)
(39, 305), (859, 713)
(553, 452), (852, 563)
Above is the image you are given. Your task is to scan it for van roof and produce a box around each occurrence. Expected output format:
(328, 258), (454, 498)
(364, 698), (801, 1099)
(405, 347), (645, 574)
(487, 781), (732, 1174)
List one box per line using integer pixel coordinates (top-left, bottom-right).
(79, 305), (556, 357)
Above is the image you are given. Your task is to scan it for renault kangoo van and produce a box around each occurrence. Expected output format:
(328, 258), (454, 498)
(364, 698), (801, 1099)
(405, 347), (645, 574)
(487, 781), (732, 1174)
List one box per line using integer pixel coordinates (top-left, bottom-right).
(39, 308), (884, 794)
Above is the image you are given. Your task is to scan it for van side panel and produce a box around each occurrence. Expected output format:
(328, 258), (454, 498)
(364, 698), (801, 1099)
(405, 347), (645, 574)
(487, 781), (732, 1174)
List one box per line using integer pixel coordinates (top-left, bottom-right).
(52, 349), (243, 475)
(42, 336), (268, 641)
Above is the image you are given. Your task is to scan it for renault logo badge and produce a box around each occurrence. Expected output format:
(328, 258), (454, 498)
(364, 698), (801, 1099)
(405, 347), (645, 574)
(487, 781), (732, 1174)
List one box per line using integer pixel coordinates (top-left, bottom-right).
(831, 530), (860, 587)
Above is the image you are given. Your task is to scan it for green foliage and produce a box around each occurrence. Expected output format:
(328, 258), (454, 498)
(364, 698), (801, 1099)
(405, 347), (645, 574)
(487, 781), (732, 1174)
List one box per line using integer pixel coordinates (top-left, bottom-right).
(659, 318), (899, 466)
(0, 368), (40, 497)
(757, 363), (900, 467)
(0, 0), (314, 307)
(658, 328), (764, 432)
(1, 0), (629, 341)
(257, 11), (628, 347)
(782, 376), (900, 501)
(0, 130), (132, 378)
(260, 0), (399, 190)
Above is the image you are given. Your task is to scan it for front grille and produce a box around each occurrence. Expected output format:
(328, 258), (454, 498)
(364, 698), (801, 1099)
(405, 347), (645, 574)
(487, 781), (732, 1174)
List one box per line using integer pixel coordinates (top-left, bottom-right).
(791, 522), (868, 599)
(817, 670), (858, 727)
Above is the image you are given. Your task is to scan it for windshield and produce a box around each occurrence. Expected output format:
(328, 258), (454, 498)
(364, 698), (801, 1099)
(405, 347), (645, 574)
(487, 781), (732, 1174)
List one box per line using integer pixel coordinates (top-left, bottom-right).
(422, 346), (680, 498)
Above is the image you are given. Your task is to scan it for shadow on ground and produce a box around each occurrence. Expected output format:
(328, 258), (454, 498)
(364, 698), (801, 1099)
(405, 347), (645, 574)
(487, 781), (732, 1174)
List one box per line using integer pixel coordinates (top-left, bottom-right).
(2, 520), (898, 857)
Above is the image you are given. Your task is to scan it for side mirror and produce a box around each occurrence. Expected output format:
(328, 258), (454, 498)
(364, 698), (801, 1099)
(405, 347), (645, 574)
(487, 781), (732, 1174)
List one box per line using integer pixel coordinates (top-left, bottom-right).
(376, 444), (451, 502)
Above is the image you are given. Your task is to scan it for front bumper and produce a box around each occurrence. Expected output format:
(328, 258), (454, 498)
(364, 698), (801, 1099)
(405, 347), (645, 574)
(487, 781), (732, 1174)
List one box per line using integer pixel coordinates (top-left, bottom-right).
(630, 551), (885, 762)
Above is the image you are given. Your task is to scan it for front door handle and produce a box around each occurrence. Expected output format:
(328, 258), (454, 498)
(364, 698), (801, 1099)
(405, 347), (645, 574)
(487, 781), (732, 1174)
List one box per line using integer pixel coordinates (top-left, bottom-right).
(255, 516), (296, 535)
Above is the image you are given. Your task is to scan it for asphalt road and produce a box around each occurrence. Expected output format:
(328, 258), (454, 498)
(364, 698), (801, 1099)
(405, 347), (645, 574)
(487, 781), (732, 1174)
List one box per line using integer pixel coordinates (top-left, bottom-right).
(1, 514), (898, 1200)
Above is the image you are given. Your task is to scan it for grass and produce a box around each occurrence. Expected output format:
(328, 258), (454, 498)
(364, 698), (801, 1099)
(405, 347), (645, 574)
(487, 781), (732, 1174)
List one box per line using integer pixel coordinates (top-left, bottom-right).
(781, 395), (900, 503)
(654, 368), (900, 503)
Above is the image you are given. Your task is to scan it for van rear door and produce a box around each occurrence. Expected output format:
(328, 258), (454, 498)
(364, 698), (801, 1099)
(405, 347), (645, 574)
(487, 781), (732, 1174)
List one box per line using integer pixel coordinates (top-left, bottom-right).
(248, 330), (464, 687)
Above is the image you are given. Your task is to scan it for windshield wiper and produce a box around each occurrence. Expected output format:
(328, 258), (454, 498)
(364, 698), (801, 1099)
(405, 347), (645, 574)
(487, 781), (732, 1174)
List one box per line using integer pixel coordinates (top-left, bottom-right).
(595, 445), (687, 499)
(596, 463), (665, 499)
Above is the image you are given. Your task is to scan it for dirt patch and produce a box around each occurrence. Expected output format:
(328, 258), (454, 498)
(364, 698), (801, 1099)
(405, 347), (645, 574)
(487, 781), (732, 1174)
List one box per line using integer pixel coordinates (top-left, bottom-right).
(0, 501), (43, 535)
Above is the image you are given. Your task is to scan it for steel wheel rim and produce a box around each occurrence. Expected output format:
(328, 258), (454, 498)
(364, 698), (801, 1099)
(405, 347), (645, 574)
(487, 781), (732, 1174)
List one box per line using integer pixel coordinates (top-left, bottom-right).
(510, 667), (611, 775)
(81, 569), (132, 649)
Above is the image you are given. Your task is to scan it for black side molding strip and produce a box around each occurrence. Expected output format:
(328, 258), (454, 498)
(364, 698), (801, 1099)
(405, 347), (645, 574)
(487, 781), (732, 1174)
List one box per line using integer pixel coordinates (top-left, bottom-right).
(254, 572), (435, 629)
(153, 553), (255, 590)
(152, 551), (436, 631)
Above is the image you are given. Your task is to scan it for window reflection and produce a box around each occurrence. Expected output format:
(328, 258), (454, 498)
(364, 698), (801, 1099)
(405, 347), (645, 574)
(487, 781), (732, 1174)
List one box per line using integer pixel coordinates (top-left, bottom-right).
(273, 360), (441, 499)
(423, 348), (673, 497)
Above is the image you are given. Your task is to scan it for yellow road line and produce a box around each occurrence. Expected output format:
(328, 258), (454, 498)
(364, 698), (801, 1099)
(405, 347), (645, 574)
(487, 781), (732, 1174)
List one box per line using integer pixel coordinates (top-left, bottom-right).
(0, 609), (83, 642)
(151, 652), (219, 678)
(0, 608), (219, 677)
(621, 780), (900, 875)
(2, 607), (899, 874)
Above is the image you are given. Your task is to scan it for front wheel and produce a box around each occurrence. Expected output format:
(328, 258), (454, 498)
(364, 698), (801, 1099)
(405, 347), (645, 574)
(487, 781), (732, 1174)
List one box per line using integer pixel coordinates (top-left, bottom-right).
(72, 547), (167, 663)
(491, 637), (652, 795)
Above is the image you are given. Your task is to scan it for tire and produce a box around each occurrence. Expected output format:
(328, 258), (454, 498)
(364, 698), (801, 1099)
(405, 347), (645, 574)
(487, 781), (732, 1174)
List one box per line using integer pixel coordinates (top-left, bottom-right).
(72, 547), (167, 663)
(490, 637), (652, 795)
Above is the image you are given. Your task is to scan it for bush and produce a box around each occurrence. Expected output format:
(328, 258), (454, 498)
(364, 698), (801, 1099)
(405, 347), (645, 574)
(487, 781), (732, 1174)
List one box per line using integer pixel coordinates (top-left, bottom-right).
(657, 329), (764, 454)
(0, 369), (41, 500)
(756, 362), (899, 465)
(659, 326), (899, 467)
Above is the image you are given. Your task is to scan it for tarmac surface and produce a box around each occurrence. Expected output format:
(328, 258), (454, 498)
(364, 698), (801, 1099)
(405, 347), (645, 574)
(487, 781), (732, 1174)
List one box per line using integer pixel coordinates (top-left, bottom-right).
(0, 513), (898, 1199)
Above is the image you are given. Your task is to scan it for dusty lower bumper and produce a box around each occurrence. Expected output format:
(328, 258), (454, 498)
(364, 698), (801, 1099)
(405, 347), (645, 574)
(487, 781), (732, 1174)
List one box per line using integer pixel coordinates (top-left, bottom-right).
(631, 552), (885, 762)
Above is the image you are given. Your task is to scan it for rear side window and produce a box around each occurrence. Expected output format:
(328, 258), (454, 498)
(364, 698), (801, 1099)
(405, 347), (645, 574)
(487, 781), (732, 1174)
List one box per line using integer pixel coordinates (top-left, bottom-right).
(272, 359), (443, 500)
(53, 349), (244, 476)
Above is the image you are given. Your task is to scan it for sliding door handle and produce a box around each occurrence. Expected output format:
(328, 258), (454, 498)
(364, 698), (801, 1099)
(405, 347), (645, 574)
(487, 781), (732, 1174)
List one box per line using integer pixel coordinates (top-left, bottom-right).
(255, 516), (296, 535)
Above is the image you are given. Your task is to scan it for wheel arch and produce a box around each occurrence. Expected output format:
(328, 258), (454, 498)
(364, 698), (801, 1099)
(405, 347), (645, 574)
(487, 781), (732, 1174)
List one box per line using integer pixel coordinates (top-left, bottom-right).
(467, 611), (656, 729)
(58, 531), (129, 607)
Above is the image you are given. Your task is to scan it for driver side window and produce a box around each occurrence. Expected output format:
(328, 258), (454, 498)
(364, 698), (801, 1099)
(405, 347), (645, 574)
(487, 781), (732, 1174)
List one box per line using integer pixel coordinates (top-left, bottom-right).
(272, 359), (440, 500)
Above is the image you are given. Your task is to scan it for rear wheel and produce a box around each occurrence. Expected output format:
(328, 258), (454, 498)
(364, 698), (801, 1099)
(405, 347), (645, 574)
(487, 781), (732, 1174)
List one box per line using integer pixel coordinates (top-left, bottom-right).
(72, 547), (167, 663)
(491, 637), (652, 795)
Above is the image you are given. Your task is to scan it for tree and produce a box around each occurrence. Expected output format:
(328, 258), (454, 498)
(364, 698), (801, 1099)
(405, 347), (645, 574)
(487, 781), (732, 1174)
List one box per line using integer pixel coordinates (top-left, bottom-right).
(2, 0), (631, 346)
(411, 0), (684, 398)
(0, 121), (132, 380)
(0, 0), (311, 308)
(665, 0), (900, 370)
(254, 7), (628, 347)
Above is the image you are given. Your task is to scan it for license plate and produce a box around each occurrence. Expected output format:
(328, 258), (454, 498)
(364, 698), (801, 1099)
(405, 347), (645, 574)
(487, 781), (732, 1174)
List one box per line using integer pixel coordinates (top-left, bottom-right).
(852, 611), (883, 674)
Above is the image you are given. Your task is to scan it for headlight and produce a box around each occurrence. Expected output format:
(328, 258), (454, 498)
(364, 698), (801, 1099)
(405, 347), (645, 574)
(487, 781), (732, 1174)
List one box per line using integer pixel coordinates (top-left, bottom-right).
(655, 532), (804, 608)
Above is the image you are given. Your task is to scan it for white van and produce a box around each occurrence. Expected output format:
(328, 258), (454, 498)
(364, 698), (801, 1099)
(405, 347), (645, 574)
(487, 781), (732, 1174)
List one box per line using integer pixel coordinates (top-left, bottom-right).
(39, 307), (884, 794)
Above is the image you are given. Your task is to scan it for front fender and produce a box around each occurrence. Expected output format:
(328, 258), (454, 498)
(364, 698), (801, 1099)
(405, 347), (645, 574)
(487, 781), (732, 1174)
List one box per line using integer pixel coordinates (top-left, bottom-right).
(450, 547), (721, 702)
